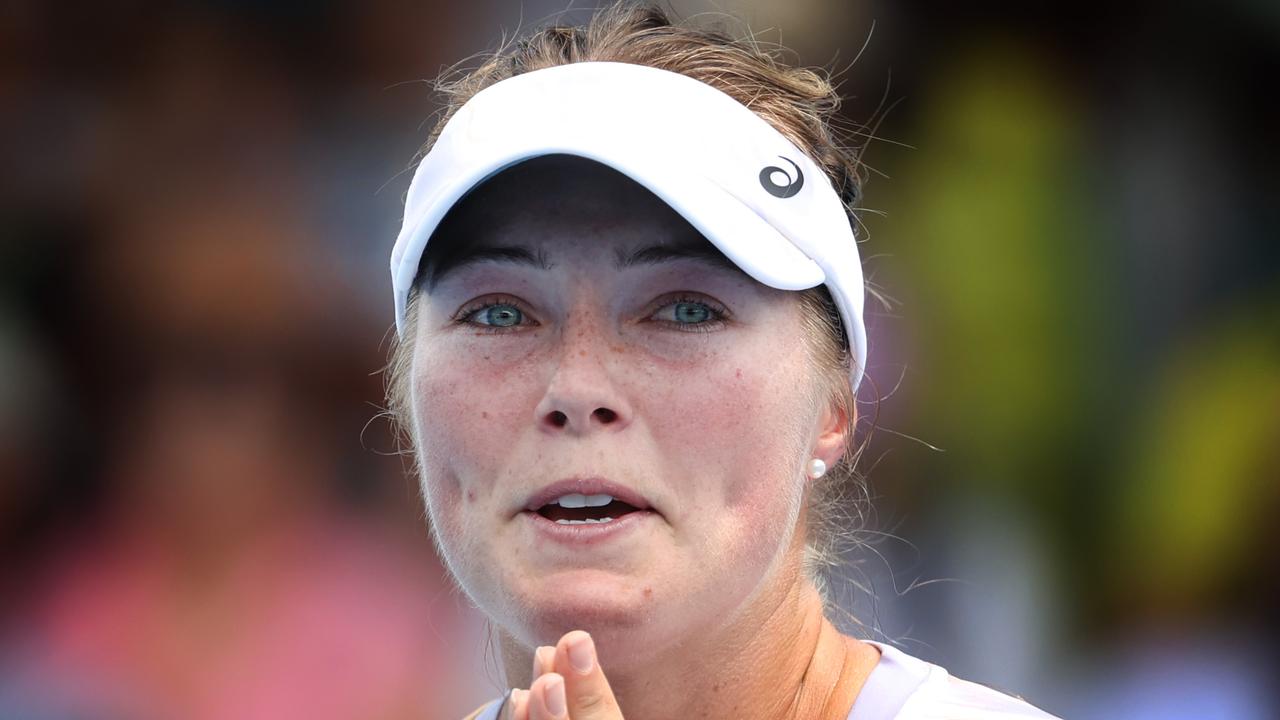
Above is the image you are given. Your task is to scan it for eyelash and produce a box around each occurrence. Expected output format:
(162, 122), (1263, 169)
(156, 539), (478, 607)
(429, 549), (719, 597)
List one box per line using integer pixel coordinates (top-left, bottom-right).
(647, 293), (730, 333)
(453, 295), (534, 335)
(452, 293), (730, 334)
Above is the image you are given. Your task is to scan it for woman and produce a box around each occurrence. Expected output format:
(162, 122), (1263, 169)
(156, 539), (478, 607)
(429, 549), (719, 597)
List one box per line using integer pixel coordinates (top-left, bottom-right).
(386, 4), (1062, 719)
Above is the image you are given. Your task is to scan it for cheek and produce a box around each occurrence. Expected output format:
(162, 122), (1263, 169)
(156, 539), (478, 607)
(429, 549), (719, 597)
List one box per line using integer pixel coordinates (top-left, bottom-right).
(650, 334), (814, 537)
(636, 342), (815, 621)
(408, 339), (538, 529)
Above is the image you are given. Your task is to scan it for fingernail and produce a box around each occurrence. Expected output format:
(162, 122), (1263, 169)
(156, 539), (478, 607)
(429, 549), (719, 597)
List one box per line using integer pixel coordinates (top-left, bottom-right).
(536, 645), (555, 674)
(545, 675), (566, 717)
(567, 633), (595, 675)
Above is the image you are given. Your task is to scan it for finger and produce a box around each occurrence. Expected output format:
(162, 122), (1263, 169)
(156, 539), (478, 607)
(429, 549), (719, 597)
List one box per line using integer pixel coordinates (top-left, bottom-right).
(534, 645), (556, 679)
(510, 688), (531, 720)
(499, 689), (515, 720)
(528, 672), (567, 720)
(555, 631), (622, 718)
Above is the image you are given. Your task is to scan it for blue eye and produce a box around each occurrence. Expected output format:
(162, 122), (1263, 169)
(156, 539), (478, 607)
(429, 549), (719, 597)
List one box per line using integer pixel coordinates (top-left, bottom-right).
(672, 302), (711, 324)
(472, 303), (523, 327)
(651, 297), (727, 331)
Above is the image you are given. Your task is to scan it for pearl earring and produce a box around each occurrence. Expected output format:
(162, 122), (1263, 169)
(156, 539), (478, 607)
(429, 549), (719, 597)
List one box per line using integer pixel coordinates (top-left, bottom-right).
(806, 458), (827, 479)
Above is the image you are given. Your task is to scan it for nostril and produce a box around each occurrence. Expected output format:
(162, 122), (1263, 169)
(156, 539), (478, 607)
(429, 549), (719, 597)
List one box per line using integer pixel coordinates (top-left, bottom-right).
(549, 411), (568, 427)
(593, 408), (617, 423)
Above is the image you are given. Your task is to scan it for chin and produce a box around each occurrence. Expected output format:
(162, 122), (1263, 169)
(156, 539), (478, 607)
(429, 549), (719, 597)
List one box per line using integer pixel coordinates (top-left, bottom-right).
(512, 569), (667, 649)
(487, 562), (754, 674)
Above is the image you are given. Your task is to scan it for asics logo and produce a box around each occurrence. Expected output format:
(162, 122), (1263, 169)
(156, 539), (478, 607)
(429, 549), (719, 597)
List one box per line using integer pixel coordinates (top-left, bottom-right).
(759, 157), (804, 198)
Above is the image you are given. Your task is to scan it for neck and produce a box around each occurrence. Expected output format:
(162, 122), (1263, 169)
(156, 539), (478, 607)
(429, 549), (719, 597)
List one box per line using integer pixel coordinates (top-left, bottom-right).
(498, 579), (881, 720)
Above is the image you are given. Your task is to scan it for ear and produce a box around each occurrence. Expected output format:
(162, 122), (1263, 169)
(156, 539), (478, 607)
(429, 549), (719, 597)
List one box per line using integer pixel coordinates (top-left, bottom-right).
(811, 396), (854, 473)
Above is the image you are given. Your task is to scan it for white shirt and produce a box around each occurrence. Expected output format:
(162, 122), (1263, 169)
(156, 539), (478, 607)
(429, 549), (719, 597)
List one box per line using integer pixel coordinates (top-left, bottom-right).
(469, 640), (1061, 719)
(853, 640), (1060, 719)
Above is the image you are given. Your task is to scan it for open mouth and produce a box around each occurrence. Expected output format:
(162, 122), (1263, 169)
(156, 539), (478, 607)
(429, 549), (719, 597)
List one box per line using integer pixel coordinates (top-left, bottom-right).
(536, 493), (643, 525)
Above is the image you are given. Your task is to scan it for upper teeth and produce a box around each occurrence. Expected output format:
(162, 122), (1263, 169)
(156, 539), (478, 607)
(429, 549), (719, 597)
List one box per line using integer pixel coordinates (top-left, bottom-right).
(553, 493), (614, 508)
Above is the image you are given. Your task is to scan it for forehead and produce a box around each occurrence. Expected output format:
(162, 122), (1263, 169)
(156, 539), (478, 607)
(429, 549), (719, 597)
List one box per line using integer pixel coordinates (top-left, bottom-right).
(416, 155), (747, 290)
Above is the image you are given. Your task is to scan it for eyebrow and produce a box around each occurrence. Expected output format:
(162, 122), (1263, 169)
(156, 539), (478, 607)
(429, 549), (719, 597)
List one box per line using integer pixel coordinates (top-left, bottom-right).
(615, 240), (741, 273)
(422, 237), (741, 291)
(422, 244), (553, 291)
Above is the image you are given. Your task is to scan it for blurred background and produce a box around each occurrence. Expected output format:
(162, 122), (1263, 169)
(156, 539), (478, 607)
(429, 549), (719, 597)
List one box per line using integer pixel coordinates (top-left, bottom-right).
(1, 1), (1276, 718)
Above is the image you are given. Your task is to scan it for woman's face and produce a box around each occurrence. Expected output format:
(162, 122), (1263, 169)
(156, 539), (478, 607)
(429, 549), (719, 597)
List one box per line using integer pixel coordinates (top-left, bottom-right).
(409, 156), (844, 664)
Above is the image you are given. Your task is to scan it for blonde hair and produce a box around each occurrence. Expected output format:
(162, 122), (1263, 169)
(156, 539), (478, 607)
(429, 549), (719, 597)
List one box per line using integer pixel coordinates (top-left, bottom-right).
(386, 1), (875, 620)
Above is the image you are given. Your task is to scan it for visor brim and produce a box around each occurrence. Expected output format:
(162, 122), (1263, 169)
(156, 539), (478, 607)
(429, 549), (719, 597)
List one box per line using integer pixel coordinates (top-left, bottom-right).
(392, 149), (826, 334)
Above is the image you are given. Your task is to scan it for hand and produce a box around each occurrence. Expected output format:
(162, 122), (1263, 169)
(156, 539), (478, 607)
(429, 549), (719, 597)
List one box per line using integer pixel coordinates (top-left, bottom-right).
(506, 630), (624, 720)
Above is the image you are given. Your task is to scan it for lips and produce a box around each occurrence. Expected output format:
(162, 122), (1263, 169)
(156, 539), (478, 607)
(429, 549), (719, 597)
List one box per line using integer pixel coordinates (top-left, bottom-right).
(522, 477), (654, 517)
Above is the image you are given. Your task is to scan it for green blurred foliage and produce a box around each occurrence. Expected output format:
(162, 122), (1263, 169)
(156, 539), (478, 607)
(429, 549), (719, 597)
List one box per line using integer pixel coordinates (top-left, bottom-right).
(1108, 299), (1280, 614)
(872, 36), (1279, 634)
(886, 41), (1101, 496)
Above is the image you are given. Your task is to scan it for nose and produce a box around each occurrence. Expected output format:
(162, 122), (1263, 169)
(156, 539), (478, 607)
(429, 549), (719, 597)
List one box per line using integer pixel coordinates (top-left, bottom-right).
(533, 323), (632, 436)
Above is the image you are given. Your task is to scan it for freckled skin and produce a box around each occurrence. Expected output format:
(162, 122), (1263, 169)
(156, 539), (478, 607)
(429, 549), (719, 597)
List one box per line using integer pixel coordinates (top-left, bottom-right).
(408, 156), (841, 675)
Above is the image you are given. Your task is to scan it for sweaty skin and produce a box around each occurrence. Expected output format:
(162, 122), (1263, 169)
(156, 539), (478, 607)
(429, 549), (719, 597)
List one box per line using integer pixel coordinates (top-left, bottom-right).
(410, 156), (880, 720)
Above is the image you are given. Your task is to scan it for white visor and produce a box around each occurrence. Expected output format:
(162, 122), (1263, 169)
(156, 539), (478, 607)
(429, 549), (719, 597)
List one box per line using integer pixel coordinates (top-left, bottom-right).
(390, 61), (868, 392)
